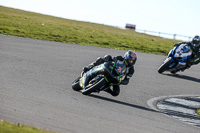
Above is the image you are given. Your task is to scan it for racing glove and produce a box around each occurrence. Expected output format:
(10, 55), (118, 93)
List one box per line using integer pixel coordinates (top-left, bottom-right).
(83, 65), (93, 72)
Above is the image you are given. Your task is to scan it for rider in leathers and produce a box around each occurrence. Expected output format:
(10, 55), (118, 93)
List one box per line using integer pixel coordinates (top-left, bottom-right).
(174, 35), (200, 72)
(83, 50), (137, 97)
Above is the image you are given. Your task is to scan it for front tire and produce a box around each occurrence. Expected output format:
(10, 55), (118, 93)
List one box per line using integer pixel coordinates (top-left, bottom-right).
(72, 77), (82, 91)
(82, 78), (106, 95)
(158, 59), (173, 73)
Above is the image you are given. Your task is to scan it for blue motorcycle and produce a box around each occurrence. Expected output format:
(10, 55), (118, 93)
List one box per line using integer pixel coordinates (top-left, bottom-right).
(158, 43), (192, 74)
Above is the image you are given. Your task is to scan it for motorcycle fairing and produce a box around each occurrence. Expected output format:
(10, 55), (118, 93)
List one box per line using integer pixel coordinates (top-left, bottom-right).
(174, 44), (191, 58)
(114, 60), (127, 76)
(80, 64), (104, 88)
(165, 44), (192, 72)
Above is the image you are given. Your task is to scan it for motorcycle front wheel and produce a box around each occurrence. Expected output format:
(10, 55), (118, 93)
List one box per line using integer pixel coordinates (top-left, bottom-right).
(158, 58), (173, 73)
(72, 76), (82, 91)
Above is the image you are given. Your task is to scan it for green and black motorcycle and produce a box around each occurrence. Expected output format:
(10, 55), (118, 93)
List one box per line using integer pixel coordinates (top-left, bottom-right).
(72, 60), (127, 95)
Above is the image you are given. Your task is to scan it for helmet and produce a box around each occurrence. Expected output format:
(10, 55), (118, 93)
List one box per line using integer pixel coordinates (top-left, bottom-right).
(192, 35), (200, 48)
(124, 50), (137, 67)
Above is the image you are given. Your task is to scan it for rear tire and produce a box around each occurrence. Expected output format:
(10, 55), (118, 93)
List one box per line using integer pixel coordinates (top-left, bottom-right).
(82, 78), (106, 95)
(72, 77), (82, 91)
(158, 59), (173, 73)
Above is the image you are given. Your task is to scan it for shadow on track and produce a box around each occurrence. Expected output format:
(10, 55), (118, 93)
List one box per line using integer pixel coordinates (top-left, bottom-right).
(89, 94), (159, 113)
(163, 74), (200, 83)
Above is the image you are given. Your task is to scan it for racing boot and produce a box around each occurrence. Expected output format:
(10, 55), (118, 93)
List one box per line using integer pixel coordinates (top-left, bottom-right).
(104, 85), (120, 97)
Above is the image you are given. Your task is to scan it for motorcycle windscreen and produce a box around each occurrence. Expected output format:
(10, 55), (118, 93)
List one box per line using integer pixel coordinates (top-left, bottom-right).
(114, 60), (127, 76)
(174, 44), (192, 58)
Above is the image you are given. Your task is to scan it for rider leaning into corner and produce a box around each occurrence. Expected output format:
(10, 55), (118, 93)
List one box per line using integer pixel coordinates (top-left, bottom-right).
(83, 50), (137, 97)
(174, 35), (200, 72)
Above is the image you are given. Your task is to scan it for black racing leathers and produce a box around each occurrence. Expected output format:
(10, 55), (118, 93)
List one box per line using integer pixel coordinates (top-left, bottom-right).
(83, 55), (134, 96)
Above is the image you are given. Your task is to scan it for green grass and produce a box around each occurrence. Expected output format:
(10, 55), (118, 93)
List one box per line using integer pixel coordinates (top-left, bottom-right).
(197, 109), (200, 115)
(0, 6), (179, 55)
(0, 120), (55, 133)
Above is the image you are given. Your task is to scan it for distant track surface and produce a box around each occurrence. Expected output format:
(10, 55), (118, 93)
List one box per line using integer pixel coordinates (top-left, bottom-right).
(0, 35), (200, 133)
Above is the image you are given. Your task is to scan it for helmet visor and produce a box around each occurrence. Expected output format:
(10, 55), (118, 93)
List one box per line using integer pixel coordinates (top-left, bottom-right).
(127, 53), (136, 65)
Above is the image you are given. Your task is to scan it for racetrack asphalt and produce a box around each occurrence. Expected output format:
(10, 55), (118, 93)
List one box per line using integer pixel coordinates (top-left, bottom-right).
(0, 34), (200, 133)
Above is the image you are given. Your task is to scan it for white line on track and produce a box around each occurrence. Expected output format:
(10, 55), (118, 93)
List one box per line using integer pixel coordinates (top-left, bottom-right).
(147, 95), (200, 128)
(165, 98), (200, 108)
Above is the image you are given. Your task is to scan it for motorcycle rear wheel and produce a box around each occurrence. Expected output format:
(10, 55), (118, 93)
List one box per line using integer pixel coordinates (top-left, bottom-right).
(82, 78), (106, 95)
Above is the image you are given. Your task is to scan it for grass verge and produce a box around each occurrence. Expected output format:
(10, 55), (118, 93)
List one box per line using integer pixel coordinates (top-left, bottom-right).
(197, 109), (200, 115)
(0, 6), (179, 55)
(0, 120), (55, 133)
